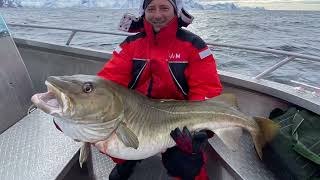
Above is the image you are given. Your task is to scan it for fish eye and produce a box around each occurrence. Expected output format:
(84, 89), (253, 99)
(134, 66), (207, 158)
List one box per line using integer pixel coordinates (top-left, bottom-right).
(82, 82), (94, 93)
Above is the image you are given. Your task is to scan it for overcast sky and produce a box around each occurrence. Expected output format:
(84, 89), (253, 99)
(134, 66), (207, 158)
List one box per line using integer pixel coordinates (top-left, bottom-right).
(198, 0), (320, 10)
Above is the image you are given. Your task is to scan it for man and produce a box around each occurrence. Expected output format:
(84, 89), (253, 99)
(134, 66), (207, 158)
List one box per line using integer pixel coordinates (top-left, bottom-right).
(96, 0), (222, 179)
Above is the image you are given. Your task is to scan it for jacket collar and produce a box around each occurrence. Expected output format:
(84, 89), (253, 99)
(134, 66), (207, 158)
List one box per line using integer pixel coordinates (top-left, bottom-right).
(143, 17), (178, 43)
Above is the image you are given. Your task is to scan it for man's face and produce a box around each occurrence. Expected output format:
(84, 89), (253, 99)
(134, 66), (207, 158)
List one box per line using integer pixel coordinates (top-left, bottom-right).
(144, 0), (175, 32)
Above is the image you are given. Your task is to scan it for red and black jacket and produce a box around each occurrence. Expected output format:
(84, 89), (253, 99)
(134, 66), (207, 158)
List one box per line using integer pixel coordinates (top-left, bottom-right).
(98, 17), (222, 100)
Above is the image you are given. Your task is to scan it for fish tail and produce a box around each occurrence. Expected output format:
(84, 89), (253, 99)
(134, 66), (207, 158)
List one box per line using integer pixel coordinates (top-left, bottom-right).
(252, 117), (280, 159)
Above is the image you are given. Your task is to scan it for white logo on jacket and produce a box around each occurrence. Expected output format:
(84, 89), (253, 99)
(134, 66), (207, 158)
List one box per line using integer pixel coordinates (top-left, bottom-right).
(169, 53), (181, 59)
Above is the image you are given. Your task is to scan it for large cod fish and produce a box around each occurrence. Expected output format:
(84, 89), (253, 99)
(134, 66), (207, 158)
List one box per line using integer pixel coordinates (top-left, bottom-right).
(31, 75), (278, 166)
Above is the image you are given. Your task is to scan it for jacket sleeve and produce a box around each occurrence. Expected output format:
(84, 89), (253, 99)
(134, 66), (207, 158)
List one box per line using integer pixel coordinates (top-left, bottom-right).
(97, 42), (133, 87)
(185, 46), (223, 101)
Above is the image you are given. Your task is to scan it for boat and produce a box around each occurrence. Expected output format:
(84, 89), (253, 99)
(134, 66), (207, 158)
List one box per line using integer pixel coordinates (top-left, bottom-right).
(0, 15), (319, 180)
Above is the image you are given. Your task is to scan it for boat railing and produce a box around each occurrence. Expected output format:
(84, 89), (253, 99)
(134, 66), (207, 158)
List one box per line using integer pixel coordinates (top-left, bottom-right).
(8, 23), (320, 91)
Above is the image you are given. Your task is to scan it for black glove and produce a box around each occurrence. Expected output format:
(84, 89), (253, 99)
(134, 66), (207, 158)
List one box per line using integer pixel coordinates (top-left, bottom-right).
(162, 127), (208, 180)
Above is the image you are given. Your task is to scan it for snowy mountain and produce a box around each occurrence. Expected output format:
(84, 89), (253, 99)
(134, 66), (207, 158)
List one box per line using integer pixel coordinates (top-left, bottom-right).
(0, 0), (265, 11)
(0, 0), (22, 7)
(204, 3), (239, 10)
(183, 0), (204, 10)
(0, 0), (142, 8)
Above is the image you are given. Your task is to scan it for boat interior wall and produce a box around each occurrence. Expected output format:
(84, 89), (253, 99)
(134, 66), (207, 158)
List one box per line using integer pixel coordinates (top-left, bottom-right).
(0, 25), (82, 180)
(219, 70), (320, 115)
(222, 85), (288, 118)
(15, 38), (109, 92)
(14, 38), (112, 61)
(0, 36), (34, 134)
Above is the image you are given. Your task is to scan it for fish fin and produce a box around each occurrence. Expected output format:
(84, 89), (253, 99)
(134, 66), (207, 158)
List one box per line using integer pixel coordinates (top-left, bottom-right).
(116, 122), (139, 149)
(213, 127), (243, 151)
(253, 117), (280, 159)
(254, 117), (280, 143)
(208, 94), (239, 109)
(79, 142), (90, 168)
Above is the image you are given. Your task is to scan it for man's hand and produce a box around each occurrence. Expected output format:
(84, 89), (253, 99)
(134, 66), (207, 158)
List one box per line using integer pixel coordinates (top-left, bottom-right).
(162, 127), (208, 180)
(170, 127), (208, 154)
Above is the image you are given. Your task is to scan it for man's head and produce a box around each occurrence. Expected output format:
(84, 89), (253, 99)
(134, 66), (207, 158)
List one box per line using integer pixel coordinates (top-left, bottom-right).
(143, 0), (177, 32)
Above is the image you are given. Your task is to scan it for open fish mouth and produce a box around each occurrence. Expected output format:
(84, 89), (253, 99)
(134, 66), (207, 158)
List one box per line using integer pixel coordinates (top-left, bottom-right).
(31, 81), (68, 117)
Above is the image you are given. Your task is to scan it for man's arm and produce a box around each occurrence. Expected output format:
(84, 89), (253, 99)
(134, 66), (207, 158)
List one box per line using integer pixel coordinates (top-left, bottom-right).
(97, 42), (133, 87)
(185, 46), (223, 100)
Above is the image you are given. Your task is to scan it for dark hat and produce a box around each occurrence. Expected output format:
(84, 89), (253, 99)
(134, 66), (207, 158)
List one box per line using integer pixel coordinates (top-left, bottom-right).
(143, 0), (177, 11)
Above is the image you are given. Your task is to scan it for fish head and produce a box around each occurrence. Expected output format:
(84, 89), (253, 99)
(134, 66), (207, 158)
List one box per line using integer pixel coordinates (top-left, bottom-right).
(31, 75), (124, 142)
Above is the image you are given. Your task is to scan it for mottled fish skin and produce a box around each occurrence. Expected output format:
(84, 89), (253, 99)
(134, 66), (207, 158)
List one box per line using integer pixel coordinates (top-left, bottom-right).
(31, 75), (279, 161)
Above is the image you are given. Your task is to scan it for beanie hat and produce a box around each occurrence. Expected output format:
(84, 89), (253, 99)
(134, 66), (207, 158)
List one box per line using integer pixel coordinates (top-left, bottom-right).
(143, 0), (177, 13)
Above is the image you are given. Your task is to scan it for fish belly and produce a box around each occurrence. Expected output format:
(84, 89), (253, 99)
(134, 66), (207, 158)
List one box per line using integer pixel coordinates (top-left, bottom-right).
(104, 133), (176, 160)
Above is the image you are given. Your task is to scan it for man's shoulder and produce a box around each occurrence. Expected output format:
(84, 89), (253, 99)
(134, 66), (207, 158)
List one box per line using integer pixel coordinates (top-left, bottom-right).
(122, 32), (146, 44)
(176, 28), (206, 50)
